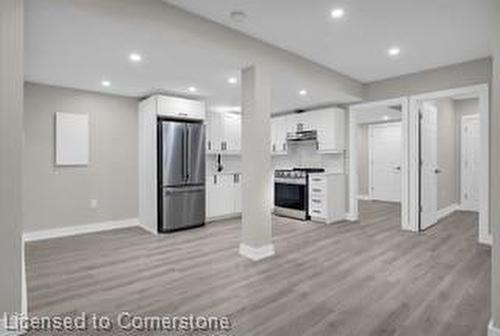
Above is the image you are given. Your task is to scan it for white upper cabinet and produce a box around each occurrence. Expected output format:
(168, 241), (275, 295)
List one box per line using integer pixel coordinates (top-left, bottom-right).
(313, 108), (345, 153)
(155, 95), (205, 120)
(206, 111), (241, 154)
(270, 108), (345, 154)
(223, 113), (241, 153)
(271, 116), (288, 154)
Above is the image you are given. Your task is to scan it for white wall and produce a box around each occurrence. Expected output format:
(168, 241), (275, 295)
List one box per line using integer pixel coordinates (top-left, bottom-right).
(23, 83), (139, 232)
(364, 58), (492, 101)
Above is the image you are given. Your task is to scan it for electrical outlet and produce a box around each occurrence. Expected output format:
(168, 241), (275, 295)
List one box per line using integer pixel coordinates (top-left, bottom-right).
(90, 199), (99, 209)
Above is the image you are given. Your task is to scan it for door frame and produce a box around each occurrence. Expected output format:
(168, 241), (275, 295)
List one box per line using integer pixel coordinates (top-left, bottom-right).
(460, 114), (480, 212)
(368, 122), (403, 203)
(409, 84), (490, 244)
(348, 97), (413, 232)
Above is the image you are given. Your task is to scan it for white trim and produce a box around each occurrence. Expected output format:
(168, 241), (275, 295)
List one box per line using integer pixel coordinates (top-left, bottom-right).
(23, 218), (139, 242)
(357, 195), (370, 200)
(436, 204), (459, 221)
(21, 243), (27, 317)
(138, 221), (158, 235)
(349, 97), (411, 231)
(239, 243), (275, 261)
(460, 114), (480, 212)
(489, 320), (500, 336)
(409, 83), (489, 243)
(206, 213), (241, 223)
(346, 212), (358, 222)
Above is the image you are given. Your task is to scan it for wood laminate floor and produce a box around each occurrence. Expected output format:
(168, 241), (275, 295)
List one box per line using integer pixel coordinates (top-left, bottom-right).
(26, 201), (491, 335)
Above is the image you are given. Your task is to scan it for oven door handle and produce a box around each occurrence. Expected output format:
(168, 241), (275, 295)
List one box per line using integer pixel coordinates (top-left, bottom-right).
(274, 178), (306, 185)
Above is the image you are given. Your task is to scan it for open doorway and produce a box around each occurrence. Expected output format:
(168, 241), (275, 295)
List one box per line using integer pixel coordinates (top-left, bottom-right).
(411, 85), (490, 244)
(349, 98), (411, 231)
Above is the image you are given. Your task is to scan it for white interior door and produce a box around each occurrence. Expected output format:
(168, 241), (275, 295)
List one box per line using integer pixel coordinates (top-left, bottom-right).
(461, 115), (480, 211)
(420, 102), (439, 230)
(369, 122), (402, 203)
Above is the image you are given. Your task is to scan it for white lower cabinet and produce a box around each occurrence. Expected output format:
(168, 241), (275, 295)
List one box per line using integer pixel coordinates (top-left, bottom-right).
(206, 173), (241, 219)
(308, 173), (346, 224)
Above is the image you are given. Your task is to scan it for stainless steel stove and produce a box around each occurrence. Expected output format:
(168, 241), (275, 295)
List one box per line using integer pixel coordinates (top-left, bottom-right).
(274, 168), (325, 220)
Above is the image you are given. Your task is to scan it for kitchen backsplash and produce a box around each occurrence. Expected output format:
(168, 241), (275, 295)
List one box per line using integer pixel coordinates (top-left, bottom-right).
(272, 142), (345, 173)
(206, 142), (345, 175)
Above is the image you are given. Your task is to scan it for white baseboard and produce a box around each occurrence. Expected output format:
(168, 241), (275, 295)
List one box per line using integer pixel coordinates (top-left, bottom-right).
(239, 243), (275, 261)
(137, 222), (158, 235)
(357, 195), (370, 200)
(23, 218), (139, 242)
(480, 234), (493, 246)
(206, 213), (241, 223)
(436, 204), (459, 221)
(346, 213), (358, 222)
(489, 320), (500, 336)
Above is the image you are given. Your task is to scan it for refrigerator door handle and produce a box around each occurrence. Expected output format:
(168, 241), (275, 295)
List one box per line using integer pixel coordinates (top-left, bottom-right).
(186, 126), (191, 181)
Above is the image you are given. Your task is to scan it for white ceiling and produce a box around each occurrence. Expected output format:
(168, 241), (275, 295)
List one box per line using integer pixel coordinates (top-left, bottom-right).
(24, 0), (360, 114)
(165, 0), (495, 82)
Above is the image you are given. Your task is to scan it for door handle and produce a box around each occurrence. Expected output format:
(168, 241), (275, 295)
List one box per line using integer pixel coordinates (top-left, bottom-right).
(434, 168), (442, 174)
(186, 127), (191, 180)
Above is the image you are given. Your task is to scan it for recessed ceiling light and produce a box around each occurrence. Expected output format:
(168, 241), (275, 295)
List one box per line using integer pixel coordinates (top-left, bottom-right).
(230, 11), (247, 23)
(188, 86), (197, 93)
(129, 53), (142, 62)
(299, 89), (308, 96)
(228, 77), (238, 85)
(388, 47), (401, 57)
(383, 115), (389, 121)
(331, 8), (345, 19)
(101, 80), (111, 87)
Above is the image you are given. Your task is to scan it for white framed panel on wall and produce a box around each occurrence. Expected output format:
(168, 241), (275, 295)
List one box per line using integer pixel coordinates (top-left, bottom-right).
(55, 112), (89, 166)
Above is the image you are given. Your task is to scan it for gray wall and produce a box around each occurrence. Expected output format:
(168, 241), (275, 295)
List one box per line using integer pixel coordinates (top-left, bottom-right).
(453, 98), (479, 117)
(434, 98), (460, 210)
(364, 58), (492, 101)
(491, 0), (500, 328)
(357, 125), (369, 196)
(23, 83), (139, 232)
(0, 0), (23, 317)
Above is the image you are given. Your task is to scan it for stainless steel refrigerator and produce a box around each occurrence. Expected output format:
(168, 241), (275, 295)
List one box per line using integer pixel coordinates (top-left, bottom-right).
(158, 120), (205, 233)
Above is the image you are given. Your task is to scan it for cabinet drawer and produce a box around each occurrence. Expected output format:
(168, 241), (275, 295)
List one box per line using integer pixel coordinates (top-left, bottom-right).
(310, 185), (326, 196)
(310, 176), (326, 184)
(309, 207), (326, 218)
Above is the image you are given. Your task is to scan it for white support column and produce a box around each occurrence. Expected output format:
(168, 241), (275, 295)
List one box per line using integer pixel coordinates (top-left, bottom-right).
(239, 65), (275, 261)
(490, 2), (500, 334)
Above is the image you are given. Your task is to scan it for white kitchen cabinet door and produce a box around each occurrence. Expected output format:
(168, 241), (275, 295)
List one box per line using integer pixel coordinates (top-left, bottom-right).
(223, 113), (241, 152)
(232, 174), (242, 213)
(207, 174), (234, 218)
(316, 108), (345, 152)
(206, 112), (223, 153)
(271, 116), (288, 153)
(156, 95), (205, 120)
(285, 113), (299, 133)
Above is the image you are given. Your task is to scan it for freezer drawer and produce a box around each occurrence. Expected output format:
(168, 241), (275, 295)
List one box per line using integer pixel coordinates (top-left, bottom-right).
(159, 186), (205, 233)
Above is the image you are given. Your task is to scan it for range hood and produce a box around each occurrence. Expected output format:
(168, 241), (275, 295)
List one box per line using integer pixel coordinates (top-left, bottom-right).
(286, 123), (318, 142)
(286, 129), (318, 142)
